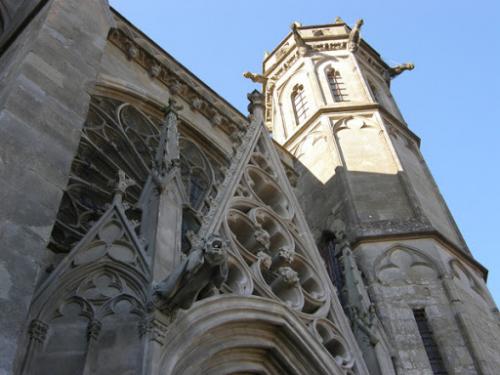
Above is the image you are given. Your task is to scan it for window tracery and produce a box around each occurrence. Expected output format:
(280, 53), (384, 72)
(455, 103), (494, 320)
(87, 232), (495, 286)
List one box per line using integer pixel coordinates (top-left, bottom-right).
(48, 96), (163, 254)
(179, 138), (214, 212)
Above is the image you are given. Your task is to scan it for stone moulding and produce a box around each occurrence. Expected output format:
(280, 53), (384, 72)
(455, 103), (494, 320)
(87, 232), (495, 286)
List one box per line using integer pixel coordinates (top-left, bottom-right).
(108, 14), (247, 137)
(158, 295), (347, 375)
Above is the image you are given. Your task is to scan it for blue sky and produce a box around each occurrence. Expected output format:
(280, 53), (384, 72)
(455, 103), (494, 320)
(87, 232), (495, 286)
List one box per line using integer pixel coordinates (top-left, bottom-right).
(109, 0), (500, 304)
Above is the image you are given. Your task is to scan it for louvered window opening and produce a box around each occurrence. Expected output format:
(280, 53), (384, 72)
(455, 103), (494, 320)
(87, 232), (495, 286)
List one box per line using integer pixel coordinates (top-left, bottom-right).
(327, 70), (347, 102)
(320, 240), (345, 304)
(413, 309), (448, 375)
(292, 85), (309, 125)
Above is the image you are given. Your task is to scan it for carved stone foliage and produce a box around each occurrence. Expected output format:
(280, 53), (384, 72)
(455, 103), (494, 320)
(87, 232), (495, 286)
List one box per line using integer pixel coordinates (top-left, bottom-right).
(223, 134), (330, 320)
(48, 96), (164, 253)
(374, 247), (439, 286)
(108, 23), (247, 136)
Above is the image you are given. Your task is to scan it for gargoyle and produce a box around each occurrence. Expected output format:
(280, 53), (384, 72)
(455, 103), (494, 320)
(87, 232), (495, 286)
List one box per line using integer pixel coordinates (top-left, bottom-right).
(388, 63), (415, 78)
(243, 71), (267, 84)
(291, 21), (311, 56)
(153, 234), (228, 311)
(348, 19), (364, 52)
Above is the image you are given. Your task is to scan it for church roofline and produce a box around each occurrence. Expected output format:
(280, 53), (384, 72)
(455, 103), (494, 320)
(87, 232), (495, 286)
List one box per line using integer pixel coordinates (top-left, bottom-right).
(109, 8), (249, 126)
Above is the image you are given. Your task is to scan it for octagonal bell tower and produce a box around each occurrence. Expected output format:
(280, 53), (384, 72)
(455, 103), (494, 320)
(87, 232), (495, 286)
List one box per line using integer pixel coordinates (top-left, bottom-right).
(245, 18), (500, 375)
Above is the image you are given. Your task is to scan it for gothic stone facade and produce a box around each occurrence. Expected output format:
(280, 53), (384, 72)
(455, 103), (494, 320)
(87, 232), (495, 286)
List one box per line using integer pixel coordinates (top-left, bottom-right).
(0, 1), (499, 375)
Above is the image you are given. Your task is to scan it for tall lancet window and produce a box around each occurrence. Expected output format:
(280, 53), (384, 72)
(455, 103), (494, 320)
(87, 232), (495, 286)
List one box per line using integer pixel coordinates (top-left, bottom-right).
(368, 80), (380, 103)
(291, 84), (309, 125)
(327, 69), (347, 102)
(413, 309), (448, 375)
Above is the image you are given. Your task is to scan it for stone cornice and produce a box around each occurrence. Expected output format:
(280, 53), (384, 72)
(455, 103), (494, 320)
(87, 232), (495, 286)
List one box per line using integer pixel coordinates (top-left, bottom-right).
(351, 231), (489, 281)
(108, 8), (248, 137)
(262, 23), (390, 81)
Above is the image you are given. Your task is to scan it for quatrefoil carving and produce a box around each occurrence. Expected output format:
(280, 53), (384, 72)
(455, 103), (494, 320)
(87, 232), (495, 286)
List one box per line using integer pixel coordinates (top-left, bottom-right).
(225, 203), (328, 316)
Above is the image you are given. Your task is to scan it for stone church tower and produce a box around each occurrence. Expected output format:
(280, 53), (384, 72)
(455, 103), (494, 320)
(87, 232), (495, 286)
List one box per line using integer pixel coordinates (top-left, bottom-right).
(257, 18), (500, 374)
(0, 1), (499, 374)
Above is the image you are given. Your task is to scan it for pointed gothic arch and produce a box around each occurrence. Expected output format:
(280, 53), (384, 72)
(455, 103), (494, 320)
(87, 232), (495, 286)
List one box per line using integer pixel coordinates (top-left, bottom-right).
(449, 258), (491, 306)
(159, 295), (348, 375)
(373, 244), (442, 286)
(20, 197), (151, 375)
(275, 66), (310, 136)
(18, 82), (179, 374)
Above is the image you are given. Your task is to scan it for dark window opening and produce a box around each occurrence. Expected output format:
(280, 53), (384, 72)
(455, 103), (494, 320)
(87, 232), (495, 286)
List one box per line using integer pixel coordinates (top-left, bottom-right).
(291, 84), (309, 125)
(413, 309), (448, 375)
(319, 232), (345, 304)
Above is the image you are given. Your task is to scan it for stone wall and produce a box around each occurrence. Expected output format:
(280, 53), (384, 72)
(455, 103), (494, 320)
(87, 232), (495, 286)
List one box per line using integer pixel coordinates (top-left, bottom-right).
(355, 238), (500, 374)
(0, 0), (45, 52)
(0, 0), (112, 372)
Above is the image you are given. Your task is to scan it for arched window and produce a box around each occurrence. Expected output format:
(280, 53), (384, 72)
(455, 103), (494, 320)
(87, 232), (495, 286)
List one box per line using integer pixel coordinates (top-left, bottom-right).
(326, 69), (347, 102)
(291, 84), (309, 125)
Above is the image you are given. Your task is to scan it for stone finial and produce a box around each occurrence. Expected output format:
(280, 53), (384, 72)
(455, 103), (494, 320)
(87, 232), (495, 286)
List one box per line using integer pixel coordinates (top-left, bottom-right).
(247, 90), (265, 122)
(243, 71), (267, 84)
(348, 19), (364, 52)
(388, 63), (415, 78)
(290, 22), (310, 56)
(335, 16), (345, 24)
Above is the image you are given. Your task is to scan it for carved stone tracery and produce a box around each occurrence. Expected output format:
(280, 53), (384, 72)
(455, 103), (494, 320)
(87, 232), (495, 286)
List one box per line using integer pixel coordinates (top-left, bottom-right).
(223, 132), (332, 319)
(48, 96), (165, 254)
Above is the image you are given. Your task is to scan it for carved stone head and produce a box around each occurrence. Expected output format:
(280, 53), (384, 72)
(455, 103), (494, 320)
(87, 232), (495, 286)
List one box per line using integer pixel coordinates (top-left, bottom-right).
(256, 251), (272, 270)
(276, 248), (294, 264)
(277, 267), (300, 286)
(254, 224), (271, 251)
(204, 235), (228, 266)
